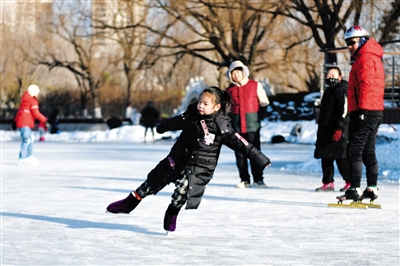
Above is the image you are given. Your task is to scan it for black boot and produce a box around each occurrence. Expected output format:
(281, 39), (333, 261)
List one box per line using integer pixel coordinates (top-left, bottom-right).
(163, 204), (180, 232)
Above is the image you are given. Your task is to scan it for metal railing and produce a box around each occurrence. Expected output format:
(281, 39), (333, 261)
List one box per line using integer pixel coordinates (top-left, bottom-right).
(319, 55), (400, 108)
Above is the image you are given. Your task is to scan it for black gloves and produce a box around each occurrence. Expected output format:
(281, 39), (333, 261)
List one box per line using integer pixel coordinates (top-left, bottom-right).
(358, 109), (368, 129)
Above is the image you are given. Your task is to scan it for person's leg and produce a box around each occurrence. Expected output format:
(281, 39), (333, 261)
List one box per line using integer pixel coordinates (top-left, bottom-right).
(144, 127), (148, 142)
(164, 175), (188, 231)
(315, 158), (335, 191)
(321, 158), (335, 184)
(19, 127), (32, 159)
(234, 132), (250, 183)
(107, 156), (172, 213)
(362, 117), (381, 187)
(247, 129), (264, 183)
(347, 120), (370, 188)
(340, 117), (370, 199)
(39, 127), (45, 141)
(150, 127), (155, 141)
(336, 158), (350, 183)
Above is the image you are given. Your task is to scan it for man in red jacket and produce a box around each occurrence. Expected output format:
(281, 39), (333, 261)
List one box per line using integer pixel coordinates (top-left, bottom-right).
(14, 84), (48, 165)
(337, 26), (384, 202)
(226, 60), (270, 188)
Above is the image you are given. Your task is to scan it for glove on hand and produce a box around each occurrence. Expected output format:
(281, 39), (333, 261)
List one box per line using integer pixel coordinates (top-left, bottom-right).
(358, 109), (368, 129)
(332, 129), (342, 141)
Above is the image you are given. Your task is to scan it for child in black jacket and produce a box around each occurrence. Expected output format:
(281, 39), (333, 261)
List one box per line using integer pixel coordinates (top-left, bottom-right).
(106, 86), (271, 232)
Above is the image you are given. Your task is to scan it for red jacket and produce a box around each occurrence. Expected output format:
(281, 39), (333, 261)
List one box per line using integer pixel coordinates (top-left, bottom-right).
(227, 80), (260, 133)
(15, 91), (47, 129)
(348, 38), (385, 113)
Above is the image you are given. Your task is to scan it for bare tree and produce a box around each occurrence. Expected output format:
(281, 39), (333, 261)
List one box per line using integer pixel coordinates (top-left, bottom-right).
(0, 1), (51, 109)
(126, 0), (328, 92)
(95, 0), (164, 109)
(139, 0), (281, 83)
(248, 0), (364, 64)
(27, 1), (112, 118)
(378, 0), (400, 42)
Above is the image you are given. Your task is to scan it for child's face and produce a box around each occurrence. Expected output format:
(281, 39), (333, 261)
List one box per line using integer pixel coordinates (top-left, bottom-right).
(197, 92), (221, 115)
(231, 69), (244, 83)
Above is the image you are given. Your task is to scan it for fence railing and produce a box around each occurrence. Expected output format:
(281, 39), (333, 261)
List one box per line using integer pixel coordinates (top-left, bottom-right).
(320, 55), (400, 108)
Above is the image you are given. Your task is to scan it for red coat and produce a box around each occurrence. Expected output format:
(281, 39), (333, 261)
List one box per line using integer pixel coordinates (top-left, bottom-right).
(15, 91), (47, 128)
(348, 38), (385, 112)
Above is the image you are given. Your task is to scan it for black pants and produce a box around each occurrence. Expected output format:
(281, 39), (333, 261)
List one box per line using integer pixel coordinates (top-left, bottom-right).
(136, 175), (188, 209)
(321, 158), (350, 184)
(234, 129), (264, 183)
(144, 127), (155, 137)
(347, 115), (382, 188)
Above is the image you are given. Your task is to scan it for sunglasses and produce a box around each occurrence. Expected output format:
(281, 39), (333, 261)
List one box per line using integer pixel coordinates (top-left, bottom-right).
(346, 40), (357, 46)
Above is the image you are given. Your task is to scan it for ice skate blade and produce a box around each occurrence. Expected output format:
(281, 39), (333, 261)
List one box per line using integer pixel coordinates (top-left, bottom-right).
(105, 210), (130, 214)
(328, 201), (381, 209)
(328, 202), (368, 209)
(353, 202), (382, 209)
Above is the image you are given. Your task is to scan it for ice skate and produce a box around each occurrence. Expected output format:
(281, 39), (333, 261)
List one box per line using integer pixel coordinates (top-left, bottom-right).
(329, 188), (375, 209)
(106, 192), (141, 214)
(236, 181), (251, 188)
(164, 204), (180, 232)
(336, 187), (361, 202)
(329, 186), (381, 209)
(356, 187), (381, 208)
(18, 156), (39, 166)
(361, 186), (378, 201)
(253, 181), (268, 188)
(315, 182), (334, 192)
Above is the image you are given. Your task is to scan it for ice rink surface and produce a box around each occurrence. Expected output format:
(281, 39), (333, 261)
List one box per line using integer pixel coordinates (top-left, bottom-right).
(1, 141), (399, 265)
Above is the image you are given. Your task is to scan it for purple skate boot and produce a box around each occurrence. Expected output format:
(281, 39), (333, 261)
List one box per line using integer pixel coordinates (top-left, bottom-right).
(106, 192), (141, 214)
(163, 204), (181, 232)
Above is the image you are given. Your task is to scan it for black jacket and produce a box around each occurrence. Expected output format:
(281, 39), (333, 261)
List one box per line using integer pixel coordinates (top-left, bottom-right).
(314, 80), (349, 160)
(141, 103), (160, 128)
(146, 103), (270, 209)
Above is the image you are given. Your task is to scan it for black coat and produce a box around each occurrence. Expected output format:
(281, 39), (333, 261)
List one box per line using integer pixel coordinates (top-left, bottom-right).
(141, 103), (160, 128)
(147, 103), (271, 209)
(314, 80), (349, 160)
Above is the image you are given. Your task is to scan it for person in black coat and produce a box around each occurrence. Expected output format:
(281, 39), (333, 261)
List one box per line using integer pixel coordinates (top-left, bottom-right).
(314, 67), (350, 192)
(107, 86), (271, 232)
(48, 108), (60, 134)
(141, 101), (160, 142)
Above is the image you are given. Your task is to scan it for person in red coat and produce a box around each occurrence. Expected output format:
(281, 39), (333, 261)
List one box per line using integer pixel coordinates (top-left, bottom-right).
(14, 84), (48, 165)
(337, 26), (384, 202)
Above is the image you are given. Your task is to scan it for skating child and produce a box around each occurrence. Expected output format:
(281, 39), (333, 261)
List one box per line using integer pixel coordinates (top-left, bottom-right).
(106, 86), (271, 232)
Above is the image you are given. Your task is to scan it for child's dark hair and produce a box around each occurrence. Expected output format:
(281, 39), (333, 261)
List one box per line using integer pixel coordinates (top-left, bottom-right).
(201, 86), (232, 115)
(326, 66), (342, 77)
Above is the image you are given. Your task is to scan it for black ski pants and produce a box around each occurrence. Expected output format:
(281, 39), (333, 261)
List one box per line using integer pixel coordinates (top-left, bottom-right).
(234, 129), (264, 183)
(321, 158), (350, 184)
(347, 115), (382, 188)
